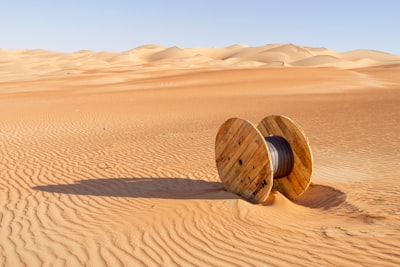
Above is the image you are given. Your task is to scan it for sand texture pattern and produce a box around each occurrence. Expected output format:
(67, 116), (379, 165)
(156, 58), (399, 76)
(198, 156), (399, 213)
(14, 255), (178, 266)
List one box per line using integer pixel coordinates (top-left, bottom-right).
(0, 44), (400, 266)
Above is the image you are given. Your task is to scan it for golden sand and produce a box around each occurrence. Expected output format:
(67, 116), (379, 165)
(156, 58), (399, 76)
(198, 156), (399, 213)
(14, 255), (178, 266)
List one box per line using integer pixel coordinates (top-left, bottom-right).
(0, 44), (399, 266)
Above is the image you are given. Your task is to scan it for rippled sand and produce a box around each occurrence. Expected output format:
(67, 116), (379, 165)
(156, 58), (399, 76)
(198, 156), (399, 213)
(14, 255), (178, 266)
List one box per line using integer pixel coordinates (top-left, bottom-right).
(1, 45), (399, 266)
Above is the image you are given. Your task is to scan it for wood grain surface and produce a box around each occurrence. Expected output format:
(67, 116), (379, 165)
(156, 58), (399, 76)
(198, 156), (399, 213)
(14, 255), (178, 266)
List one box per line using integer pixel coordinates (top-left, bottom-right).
(258, 115), (313, 200)
(215, 118), (274, 203)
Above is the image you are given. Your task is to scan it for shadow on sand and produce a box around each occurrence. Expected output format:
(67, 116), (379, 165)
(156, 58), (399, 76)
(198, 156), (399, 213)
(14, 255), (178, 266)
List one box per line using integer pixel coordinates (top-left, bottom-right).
(32, 177), (237, 200)
(33, 178), (346, 209)
(295, 183), (347, 210)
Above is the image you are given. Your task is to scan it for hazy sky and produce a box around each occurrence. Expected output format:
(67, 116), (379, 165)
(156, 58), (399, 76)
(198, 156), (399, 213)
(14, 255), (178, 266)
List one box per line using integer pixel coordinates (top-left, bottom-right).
(1, 1), (399, 54)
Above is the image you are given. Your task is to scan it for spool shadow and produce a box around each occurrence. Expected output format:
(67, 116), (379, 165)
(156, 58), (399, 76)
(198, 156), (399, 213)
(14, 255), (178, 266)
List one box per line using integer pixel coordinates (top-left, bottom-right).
(32, 178), (347, 209)
(32, 177), (237, 200)
(294, 183), (347, 210)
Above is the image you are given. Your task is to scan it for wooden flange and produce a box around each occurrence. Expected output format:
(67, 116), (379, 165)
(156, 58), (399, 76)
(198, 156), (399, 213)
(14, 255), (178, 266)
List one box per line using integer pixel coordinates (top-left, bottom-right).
(258, 115), (313, 200)
(215, 118), (274, 203)
(215, 115), (313, 203)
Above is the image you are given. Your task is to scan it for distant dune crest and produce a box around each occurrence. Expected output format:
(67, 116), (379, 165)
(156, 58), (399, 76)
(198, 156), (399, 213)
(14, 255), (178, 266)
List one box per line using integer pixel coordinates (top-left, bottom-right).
(1, 44), (400, 80)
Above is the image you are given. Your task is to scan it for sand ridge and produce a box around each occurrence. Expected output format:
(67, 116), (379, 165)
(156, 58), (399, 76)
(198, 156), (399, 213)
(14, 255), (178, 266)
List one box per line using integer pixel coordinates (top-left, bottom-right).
(0, 44), (400, 266)
(1, 44), (400, 82)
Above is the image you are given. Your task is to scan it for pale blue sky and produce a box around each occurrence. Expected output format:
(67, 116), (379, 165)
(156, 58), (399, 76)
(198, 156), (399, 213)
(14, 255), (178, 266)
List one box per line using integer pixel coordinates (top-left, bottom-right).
(1, 1), (399, 55)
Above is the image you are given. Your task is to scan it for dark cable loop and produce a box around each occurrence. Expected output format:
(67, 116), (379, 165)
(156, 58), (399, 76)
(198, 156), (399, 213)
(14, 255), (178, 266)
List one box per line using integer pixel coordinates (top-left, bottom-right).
(265, 136), (294, 178)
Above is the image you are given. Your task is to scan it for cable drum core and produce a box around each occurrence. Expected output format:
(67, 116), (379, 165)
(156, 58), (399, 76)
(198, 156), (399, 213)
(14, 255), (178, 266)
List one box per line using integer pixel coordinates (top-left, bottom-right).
(265, 136), (294, 178)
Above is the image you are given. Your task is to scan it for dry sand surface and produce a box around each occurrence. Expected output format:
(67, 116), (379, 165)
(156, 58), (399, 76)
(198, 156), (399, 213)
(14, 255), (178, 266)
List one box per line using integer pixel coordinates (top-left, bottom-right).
(0, 44), (400, 266)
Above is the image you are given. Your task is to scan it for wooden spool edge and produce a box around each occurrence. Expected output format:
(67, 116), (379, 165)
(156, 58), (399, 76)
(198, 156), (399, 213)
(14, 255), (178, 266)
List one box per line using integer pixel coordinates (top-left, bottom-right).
(215, 118), (274, 203)
(257, 115), (313, 200)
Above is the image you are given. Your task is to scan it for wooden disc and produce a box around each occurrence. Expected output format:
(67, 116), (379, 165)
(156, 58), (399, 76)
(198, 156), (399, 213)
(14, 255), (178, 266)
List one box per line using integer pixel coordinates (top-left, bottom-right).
(215, 118), (273, 203)
(257, 115), (313, 200)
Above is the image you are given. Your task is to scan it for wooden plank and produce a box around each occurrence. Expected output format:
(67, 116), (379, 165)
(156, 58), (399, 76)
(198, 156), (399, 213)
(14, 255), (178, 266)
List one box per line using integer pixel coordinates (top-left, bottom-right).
(215, 118), (273, 203)
(216, 122), (258, 180)
(215, 118), (246, 155)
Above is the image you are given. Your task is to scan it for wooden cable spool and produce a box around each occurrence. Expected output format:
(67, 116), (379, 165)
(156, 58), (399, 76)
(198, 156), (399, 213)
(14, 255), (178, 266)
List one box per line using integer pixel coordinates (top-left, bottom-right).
(215, 115), (313, 203)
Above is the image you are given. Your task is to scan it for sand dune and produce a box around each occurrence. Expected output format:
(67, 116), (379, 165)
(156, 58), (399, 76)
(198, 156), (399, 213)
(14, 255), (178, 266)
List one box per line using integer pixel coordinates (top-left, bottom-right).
(0, 44), (400, 266)
(291, 55), (341, 67)
(1, 44), (400, 82)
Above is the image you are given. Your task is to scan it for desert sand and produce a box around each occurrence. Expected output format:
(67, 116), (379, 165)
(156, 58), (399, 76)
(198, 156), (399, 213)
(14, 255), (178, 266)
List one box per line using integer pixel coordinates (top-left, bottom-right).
(0, 44), (399, 266)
